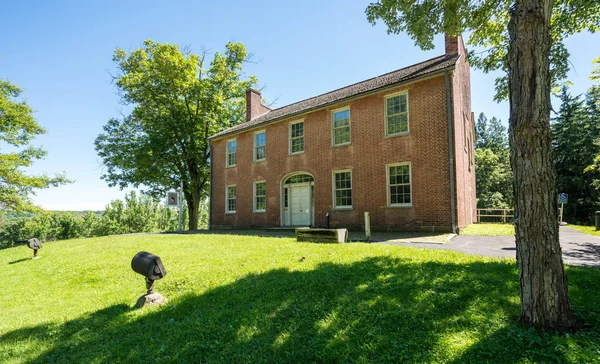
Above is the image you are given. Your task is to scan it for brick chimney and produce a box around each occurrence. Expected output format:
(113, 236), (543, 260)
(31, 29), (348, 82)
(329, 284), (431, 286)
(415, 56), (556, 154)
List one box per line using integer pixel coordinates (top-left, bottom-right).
(445, 34), (460, 56)
(245, 89), (270, 122)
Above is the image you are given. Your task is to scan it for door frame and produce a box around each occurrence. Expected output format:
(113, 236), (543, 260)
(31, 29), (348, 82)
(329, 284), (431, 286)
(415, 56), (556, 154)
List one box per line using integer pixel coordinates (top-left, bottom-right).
(280, 172), (314, 227)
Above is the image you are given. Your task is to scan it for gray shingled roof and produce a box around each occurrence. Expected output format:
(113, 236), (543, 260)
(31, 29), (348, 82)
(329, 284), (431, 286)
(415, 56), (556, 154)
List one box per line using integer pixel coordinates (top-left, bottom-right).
(210, 53), (459, 140)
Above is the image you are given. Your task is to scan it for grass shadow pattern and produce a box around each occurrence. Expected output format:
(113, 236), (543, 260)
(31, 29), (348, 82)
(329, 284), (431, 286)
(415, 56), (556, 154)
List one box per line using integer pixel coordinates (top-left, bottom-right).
(2, 255), (600, 363)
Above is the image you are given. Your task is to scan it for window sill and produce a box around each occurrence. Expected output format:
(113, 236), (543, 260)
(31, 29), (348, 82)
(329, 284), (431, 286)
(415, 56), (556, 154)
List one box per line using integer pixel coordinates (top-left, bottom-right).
(384, 131), (410, 139)
(386, 204), (413, 209)
(225, 165), (236, 169)
(254, 159), (266, 163)
(289, 151), (305, 156)
(332, 142), (351, 148)
(225, 211), (236, 214)
(253, 210), (266, 214)
(333, 207), (353, 211)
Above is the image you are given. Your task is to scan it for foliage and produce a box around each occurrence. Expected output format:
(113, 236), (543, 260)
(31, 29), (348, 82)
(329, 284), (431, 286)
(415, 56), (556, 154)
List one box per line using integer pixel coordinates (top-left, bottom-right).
(95, 40), (256, 230)
(552, 86), (600, 224)
(474, 113), (513, 208)
(0, 79), (71, 212)
(0, 192), (203, 249)
(365, 0), (600, 101)
(461, 223), (515, 236)
(1, 234), (599, 362)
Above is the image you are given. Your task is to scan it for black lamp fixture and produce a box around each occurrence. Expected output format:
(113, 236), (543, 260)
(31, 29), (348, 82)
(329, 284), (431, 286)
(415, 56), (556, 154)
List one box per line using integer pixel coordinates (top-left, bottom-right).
(131, 251), (167, 307)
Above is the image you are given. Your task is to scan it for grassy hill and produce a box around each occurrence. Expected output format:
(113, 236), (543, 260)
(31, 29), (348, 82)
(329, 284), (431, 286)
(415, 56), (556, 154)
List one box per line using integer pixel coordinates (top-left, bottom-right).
(2, 233), (600, 363)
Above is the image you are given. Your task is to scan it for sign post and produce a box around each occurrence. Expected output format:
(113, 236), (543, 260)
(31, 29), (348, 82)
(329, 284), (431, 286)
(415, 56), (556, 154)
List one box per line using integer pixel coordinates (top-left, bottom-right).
(558, 193), (568, 223)
(177, 180), (183, 232)
(166, 186), (183, 232)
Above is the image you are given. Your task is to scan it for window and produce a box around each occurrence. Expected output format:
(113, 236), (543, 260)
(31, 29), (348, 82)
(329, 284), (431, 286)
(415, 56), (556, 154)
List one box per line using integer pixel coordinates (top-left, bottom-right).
(333, 170), (352, 209)
(289, 120), (304, 154)
(253, 181), (266, 212)
(254, 131), (266, 161)
(385, 92), (409, 136)
(332, 108), (350, 146)
(226, 139), (236, 167)
(387, 163), (412, 206)
(226, 185), (236, 213)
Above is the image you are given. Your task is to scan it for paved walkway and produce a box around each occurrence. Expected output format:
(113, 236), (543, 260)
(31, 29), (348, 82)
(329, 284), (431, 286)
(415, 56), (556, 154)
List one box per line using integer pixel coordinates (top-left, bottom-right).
(380, 227), (600, 268)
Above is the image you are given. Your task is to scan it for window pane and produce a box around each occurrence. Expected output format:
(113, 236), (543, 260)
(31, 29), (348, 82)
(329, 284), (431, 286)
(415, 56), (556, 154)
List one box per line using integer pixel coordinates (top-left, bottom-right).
(334, 126), (350, 145)
(333, 110), (350, 128)
(256, 132), (266, 146)
(399, 94), (408, 113)
(292, 137), (304, 153)
(228, 140), (236, 152)
(387, 114), (408, 135)
(256, 146), (266, 160)
(334, 172), (352, 207)
(291, 122), (303, 138)
(387, 96), (400, 115)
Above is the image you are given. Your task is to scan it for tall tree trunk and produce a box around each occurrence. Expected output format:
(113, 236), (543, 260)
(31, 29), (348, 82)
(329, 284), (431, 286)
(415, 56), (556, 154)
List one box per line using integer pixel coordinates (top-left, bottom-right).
(507, 0), (577, 331)
(187, 192), (200, 231)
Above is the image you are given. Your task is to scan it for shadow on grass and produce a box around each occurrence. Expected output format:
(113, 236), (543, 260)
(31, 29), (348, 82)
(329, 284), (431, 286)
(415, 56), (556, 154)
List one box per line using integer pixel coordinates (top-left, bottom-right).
(8, 257), (31, 265)
(2, 257), (599, 363)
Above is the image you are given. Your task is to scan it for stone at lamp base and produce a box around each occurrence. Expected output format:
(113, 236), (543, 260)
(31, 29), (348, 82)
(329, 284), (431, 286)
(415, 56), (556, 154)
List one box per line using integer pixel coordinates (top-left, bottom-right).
(135, 292), (167, 308)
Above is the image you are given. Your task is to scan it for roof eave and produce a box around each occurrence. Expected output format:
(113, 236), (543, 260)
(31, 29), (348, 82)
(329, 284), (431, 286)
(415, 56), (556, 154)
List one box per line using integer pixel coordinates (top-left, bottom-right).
(209, 64), (457, 142)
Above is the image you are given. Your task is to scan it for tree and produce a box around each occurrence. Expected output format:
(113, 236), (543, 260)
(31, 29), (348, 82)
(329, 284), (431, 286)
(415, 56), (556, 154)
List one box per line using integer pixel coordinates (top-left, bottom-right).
(366, 0), (599, 330)
(475, 113), (508, 152)
(95, 40), (256, 230)
(552, 86), (600, 224)
(0, 79), (70, 212)
(474, 113), (513, 209)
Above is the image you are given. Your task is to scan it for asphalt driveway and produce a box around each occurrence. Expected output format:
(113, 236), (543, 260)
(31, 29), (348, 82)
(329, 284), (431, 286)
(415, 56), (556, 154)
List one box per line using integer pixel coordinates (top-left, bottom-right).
(381, 226), (600, 268)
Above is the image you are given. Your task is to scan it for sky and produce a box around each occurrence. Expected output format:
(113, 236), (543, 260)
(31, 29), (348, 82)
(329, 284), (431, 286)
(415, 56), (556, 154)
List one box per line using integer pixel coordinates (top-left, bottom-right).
(1, 0), (598, 211)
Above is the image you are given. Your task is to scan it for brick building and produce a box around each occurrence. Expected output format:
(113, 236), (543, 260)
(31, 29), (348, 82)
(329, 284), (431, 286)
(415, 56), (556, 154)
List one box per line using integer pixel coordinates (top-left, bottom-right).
(209, 35), (476, 233)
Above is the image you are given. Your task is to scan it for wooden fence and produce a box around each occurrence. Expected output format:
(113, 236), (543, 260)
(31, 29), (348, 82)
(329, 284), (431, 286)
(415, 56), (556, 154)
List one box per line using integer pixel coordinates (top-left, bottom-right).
(476, 208), (514, 224)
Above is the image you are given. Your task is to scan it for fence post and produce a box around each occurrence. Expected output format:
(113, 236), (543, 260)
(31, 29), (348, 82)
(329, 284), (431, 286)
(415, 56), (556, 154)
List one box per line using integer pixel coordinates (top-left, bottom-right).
(477, 209), (480, 223)
(503, 209), (507, 224)
(364, 212), (371, 242)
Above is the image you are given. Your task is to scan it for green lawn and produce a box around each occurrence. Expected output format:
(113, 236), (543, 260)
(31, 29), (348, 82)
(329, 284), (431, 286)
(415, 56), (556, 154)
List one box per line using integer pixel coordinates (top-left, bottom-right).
(2, 233), (599, 363)
(461, 223), (515, 236)
(569, 225), (600, 237)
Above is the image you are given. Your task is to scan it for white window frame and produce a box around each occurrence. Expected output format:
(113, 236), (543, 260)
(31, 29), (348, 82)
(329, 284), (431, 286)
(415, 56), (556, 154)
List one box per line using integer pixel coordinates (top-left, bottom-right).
(384, 91), (410, 137)
(253, 180), (266, 213)
(331, 107), (351, 147)
(386, 162), (412, 207)
(226, 138), (237, 168)
(332, 169), (353, 210)
(289, 119), (305, 155)
(225, 185), (236, 213)
(254, 130), (266, 162)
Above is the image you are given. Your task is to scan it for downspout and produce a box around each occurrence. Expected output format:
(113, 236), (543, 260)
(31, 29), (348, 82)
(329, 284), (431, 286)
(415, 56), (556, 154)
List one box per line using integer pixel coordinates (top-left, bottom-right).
(445, 71), (457, 233)
(208, 143), (213, 230)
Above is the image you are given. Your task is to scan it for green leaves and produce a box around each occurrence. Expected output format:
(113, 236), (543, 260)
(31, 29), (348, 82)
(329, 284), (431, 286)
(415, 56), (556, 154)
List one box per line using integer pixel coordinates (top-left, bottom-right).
(96, 40), (256, 229)
(0, 79), (71, 212)
(365, 0), (600, 101)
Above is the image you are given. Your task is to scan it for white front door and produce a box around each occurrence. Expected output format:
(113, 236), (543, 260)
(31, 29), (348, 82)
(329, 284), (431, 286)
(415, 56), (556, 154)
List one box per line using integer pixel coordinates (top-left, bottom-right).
(290, 185), (311, 226)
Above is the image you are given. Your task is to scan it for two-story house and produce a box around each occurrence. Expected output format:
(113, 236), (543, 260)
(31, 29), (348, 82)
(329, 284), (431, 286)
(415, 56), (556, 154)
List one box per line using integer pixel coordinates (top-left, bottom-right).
(209, 35), (476, 233)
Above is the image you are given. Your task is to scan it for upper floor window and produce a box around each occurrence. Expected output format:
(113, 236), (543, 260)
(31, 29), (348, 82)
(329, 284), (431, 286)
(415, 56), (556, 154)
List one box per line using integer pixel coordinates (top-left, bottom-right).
(226, 185), (236, 213)
(289, 120), (304, 154)
(254, 131), (266, 162)
(332, 108), (351, 146)
(253, 181), (266, 212)
(226, 139), (236, 167)
(333, 170), (353, 209)
(385, 92), (409, 136)
(387, 163), (412, 207)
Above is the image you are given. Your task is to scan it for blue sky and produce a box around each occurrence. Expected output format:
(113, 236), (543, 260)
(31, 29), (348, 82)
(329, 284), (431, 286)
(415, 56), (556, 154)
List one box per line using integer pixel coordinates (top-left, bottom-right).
(1, 0), (598, 210)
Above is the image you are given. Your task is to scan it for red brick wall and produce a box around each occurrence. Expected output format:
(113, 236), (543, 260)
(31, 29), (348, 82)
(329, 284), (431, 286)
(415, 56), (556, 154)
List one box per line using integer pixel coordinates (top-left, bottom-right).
(451, 36), (477, 229)
(211, 74), (459, 231)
